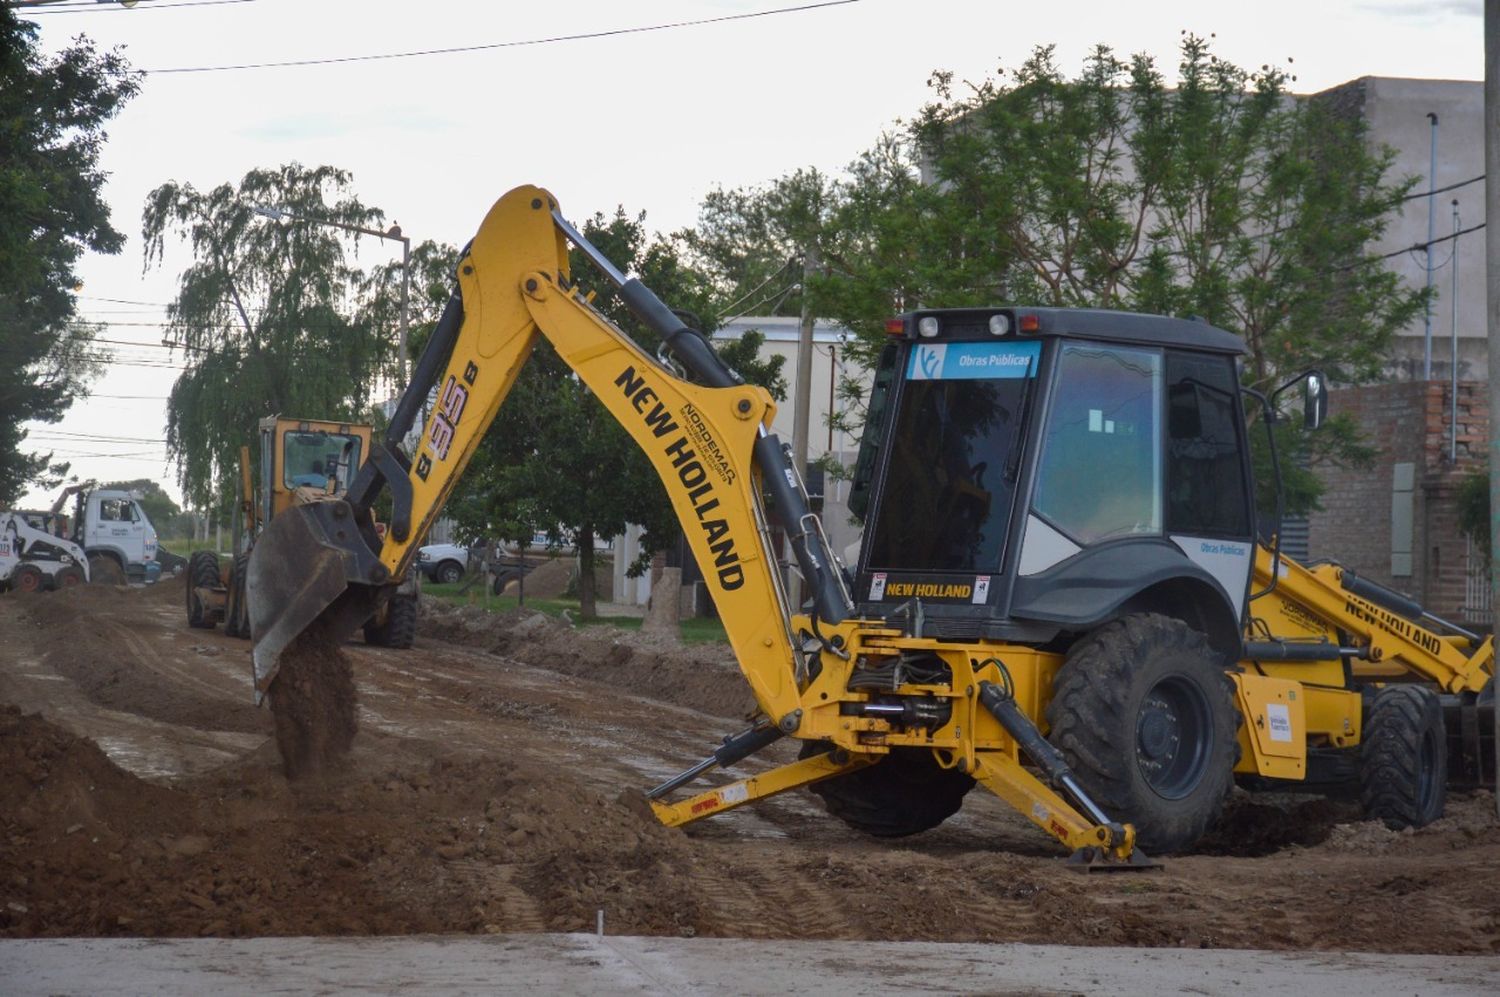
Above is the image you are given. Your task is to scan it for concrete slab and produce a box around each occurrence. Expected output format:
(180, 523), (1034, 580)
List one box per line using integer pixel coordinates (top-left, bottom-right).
(3, 934), (1498, 996)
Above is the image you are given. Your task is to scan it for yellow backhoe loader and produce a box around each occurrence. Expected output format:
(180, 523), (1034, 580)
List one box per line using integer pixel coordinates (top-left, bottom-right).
(245, 186), (1493, 866)
(188, 416), (418, 648)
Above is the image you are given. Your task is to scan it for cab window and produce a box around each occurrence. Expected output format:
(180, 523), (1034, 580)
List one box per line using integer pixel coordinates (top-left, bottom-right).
(1033, 343), (1162, 544)
(1165, 353), (1250, 537)
(99, 498), (137, 522)
(283, 432), (363, 492)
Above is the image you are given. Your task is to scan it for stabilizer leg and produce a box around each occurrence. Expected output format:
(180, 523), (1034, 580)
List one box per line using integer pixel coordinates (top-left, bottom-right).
(650, 749), (874, 827)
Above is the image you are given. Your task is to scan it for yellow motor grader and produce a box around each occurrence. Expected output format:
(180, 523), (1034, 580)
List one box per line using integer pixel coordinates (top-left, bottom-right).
(187, 416), (417, 648)
(244, 186), (1493, 865)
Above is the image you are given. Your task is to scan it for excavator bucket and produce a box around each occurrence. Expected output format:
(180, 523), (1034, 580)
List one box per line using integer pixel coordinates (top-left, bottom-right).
(246, 500), (384, 704)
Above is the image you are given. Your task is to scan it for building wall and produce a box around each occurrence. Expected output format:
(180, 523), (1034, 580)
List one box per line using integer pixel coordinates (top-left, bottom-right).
(1341, 77), (1486, 382)
(1306, 381), (1487, 621)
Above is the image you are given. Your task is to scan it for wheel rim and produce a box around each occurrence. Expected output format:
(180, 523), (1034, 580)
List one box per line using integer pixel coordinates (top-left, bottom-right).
(1135, 674), (1213, 800)
(17, 571), (39, 592)
(61, 571), (79, 586)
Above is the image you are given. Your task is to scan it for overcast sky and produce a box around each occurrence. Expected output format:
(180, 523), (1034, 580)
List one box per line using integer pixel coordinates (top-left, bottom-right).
(17, 0), (1486, 512)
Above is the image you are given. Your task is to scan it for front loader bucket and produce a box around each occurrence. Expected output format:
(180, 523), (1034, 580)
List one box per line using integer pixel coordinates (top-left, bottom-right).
(247, 500), (385, 704)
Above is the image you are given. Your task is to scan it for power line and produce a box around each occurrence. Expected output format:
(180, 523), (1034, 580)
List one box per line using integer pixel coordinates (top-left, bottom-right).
(29, 429), (168, 443)
(1398, 174), (1485, 203)
(1334, 221), (1487, 273)
(142, 1), (861, 74)
(16, 0), (253, 14)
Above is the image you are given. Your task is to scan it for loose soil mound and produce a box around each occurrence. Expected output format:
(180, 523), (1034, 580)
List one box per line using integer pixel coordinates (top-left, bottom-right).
(419, 600), (757, 721)
(4, 583), (1500, 952)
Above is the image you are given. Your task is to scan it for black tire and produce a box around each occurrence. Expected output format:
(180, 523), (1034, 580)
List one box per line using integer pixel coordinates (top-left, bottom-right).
(53, 565), (85, 590)
(1046, 613), (1238, 854)
(435, 560), (464, 585)
(802, 742), (975, 837)
(363, 594), (417, 649)
(185, 551), (220, 629)
(88, 554), (126, 586)
(1360, 685), (1446, 829)
(224, 553), (250, 639)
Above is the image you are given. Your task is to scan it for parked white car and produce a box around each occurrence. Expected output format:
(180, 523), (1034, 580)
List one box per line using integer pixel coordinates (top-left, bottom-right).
(416, 543), (469, 584)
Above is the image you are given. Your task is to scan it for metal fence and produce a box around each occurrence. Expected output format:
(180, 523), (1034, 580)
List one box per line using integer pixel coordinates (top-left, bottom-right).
(1463, 533), (1492, 624)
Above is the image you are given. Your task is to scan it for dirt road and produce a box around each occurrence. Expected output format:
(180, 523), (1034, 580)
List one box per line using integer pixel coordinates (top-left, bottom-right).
(2, 580), (1498, 952)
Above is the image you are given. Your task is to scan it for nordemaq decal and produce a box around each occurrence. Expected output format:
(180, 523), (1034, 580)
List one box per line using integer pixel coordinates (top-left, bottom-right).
(616, 366), (744, 591)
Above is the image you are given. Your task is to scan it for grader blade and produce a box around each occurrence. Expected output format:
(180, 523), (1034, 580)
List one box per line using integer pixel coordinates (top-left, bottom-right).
(246, 500), (384, 703)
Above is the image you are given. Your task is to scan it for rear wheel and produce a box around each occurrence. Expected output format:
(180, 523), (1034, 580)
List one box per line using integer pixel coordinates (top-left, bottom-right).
(1360, 685), (1446, 829)
(363, 593), (417, 648)
(11, 564), (44, 594)
(186, 551), (220, 629)
(224, 553), (250, 639)
(802, 743), (974, 837)
(88, 554), (126, 586)
(1046, 613), (1238, 854)
(54, 565), (84, 589)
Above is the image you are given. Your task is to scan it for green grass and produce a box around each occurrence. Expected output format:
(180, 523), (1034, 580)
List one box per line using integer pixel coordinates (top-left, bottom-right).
(423, 582), (727, 645)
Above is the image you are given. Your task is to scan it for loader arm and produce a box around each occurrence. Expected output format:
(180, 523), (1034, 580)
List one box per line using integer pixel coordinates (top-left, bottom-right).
(1246, 546), (1493, 694)
(247, 186), (852, 730)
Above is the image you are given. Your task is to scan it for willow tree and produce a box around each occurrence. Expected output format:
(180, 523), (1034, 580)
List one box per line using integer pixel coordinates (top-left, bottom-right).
(143, 164), (395, 512)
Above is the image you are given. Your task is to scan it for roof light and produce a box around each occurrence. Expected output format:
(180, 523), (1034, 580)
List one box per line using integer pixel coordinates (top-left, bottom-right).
(884, 318), (905, 336)
(988, 314), (1010, 336)
(1018, 314), (1040, 333)
(917, 316), (941, 339)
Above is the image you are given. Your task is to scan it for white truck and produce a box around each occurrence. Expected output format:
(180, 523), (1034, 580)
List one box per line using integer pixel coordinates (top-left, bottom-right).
(49, 483), (160, 584)
(1, 511), (90, 592)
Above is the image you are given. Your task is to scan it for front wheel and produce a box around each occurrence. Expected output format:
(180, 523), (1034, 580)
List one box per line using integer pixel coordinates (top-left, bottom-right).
(802, 743), (974, 837)
(363, 594), (417, 649)
(185, 551), (220, 629)
(435, 560), (464, 585)
(88, 554), (126, 586)
(54, 565), (85, 589)
(1360, 685), (1446, 829)
(1046, 613), (1239, 854)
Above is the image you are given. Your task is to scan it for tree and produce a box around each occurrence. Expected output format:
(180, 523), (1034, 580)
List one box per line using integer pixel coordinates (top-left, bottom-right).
(695, 36), (1422, 516)
(448, 207), (784, 618)
(0, 10), (139, 504)
(143, 164), (396, 513)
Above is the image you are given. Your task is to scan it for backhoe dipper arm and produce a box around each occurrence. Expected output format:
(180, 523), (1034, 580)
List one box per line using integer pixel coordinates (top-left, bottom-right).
(247, 186), (851, 730)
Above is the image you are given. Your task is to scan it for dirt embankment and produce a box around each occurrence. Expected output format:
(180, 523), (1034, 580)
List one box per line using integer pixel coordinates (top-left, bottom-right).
(418, 600), (758, 721)
(2, 584), (1499, 952)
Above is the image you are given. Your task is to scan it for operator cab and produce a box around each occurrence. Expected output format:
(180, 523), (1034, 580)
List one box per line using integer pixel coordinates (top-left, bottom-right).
(258, 416), (372, 525)
(850, 308), (1253, 654)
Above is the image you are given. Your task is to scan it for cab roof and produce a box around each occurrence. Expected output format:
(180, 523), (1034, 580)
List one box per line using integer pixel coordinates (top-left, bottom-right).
(895, 307), (1246, 356)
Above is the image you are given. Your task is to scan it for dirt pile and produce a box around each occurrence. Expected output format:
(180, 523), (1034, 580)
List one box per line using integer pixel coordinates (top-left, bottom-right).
(5, 583), (1500, 952)
(0, 704), (694, 938)
(419, 599), (757, 721)
(18, 582), (268, 735)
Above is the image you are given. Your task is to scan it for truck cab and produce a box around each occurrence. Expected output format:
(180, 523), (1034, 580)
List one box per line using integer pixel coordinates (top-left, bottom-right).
(849, 307), (1253, 657)
(74, 488), (159, 583)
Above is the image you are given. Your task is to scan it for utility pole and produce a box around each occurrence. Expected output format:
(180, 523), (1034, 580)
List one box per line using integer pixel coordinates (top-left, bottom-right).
(1425, 112), (1439, 380)
(788, 241), (820, 607)
(1484, 0), (1499, 819)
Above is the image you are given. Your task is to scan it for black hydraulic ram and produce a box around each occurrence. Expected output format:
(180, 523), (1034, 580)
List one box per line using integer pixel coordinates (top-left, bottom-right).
(646, 723), (786, 799)
(1340, 567), (1483, 643)
(977, 680), (1118, 832)
(553, 210), (854, 625)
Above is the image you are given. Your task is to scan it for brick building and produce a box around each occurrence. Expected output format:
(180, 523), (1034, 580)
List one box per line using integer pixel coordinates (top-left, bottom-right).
(1307, 382), (1488, 624)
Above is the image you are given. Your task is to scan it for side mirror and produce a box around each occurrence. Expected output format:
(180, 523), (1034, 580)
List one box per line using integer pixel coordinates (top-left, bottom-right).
(1303, 371), (1328, 431)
